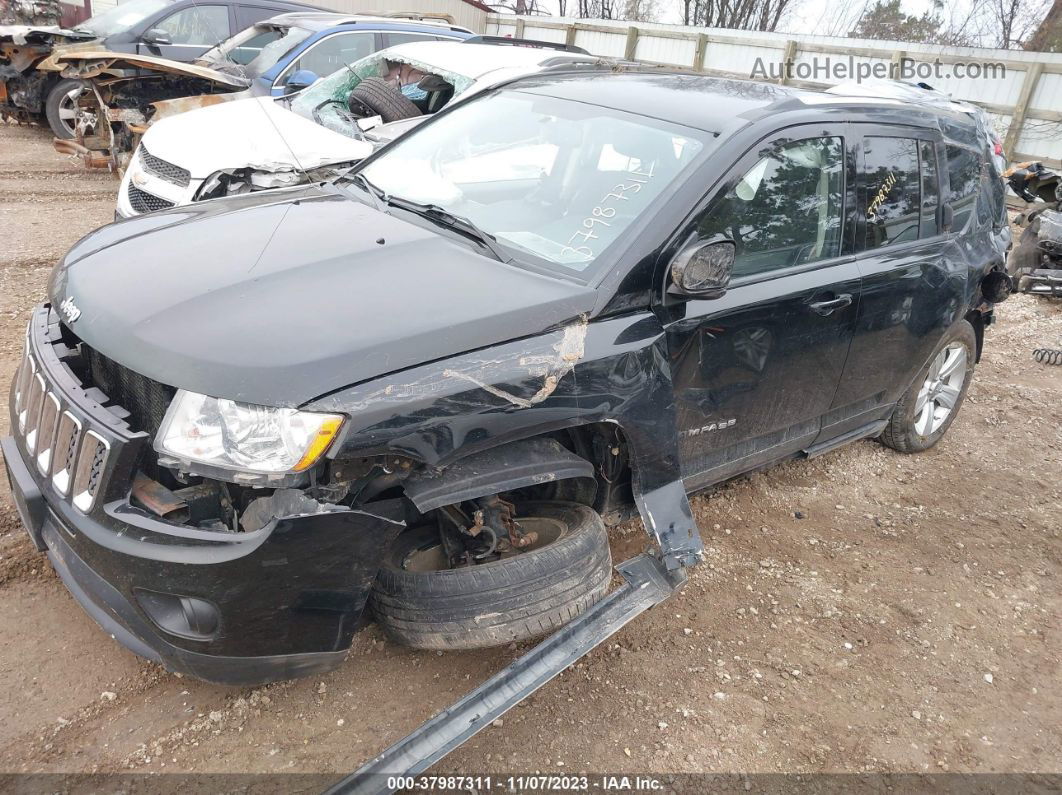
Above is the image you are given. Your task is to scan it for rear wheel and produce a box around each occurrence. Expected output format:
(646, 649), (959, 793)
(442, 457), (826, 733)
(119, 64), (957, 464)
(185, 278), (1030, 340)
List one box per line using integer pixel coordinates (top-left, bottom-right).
(45, 78), (88, 140)
(370, 501), (612, 650)
(879, 320), (977, 453)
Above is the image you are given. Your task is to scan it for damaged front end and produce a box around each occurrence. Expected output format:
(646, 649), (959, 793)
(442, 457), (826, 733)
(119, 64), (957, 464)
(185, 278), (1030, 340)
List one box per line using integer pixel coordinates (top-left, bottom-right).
(53, 52), (248, 172)
(0, 25), (95, 121)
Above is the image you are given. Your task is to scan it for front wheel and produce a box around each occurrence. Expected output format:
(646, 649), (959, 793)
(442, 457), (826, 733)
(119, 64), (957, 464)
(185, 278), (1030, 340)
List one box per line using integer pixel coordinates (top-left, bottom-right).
(45, 78), (88, 140)
(370, 502), (612, 650)
(878, 320), (977, 453)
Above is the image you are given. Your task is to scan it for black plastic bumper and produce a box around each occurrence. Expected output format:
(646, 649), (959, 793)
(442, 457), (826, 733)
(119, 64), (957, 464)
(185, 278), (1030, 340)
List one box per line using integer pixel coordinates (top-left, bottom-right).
(4, 432), (407, 685)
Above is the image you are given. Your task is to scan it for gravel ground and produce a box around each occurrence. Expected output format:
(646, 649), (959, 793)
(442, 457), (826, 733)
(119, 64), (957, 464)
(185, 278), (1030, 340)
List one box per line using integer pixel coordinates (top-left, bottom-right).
(0, 120), (1059, 783)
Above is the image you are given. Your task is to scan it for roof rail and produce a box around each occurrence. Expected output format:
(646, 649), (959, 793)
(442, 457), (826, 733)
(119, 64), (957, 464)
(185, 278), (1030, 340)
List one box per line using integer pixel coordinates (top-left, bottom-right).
(376, 11), (457, 24)
(463, 35), (589, 54)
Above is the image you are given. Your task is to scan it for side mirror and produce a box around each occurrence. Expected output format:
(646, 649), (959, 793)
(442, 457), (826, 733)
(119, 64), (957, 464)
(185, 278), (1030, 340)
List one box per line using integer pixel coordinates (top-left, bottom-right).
(941, 203), (954, 232)
(668, 239), (735, 299)
(284, 69), (319, 93)
(142, 28), (172, 46)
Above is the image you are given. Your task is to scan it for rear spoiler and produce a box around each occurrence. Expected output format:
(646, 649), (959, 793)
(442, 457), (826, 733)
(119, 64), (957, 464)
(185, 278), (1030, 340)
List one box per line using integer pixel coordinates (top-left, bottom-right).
(463, 35), (589, 54)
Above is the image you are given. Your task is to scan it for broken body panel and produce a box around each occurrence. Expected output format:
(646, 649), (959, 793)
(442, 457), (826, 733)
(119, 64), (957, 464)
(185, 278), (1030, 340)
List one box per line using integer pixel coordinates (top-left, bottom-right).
(3, 72), (1006, 782)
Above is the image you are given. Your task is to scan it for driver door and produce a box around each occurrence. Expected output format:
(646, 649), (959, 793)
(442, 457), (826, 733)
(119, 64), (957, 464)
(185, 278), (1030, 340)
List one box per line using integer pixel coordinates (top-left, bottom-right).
(664, 123), (863, 489)
(138, 4), (232, 62)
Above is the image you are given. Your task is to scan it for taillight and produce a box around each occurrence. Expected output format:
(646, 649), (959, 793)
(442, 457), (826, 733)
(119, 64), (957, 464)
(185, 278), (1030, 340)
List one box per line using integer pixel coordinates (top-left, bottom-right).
(994, 141), (1004, 156)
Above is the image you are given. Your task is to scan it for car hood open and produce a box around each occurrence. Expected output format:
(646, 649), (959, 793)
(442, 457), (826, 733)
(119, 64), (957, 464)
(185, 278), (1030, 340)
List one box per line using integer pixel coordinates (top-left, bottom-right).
(50, 186), (596, 407)
(141, 96), (372, 178)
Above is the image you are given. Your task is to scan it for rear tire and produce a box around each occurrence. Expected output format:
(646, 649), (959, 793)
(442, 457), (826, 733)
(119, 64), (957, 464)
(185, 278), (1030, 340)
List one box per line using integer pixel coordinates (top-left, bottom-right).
(45, 78), (87, 140)
(878, 320), (977, 453)
(347, 77), (422, 123)
(370, 501), (612, 650)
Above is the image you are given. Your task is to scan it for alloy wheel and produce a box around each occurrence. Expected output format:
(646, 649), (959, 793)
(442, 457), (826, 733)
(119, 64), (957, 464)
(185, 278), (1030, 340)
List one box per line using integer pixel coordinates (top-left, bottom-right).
(913, 342), (967, 435)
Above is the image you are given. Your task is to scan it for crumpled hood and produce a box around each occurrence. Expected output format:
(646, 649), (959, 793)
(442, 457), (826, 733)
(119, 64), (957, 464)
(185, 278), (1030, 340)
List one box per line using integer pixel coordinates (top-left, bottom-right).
(56, 49), (249, 88)
(50, 187), (596, 407)
(141, 96), (372, 178)
(0, 24), (94, 46)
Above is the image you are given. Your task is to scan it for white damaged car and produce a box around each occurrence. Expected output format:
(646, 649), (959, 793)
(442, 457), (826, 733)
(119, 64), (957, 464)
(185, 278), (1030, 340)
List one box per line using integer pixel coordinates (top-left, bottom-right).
(117, 38), (602, 217)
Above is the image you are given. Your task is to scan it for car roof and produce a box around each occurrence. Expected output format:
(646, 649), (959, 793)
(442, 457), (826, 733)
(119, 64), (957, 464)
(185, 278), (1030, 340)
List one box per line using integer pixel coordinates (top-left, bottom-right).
(264, 11), (473, 34)
(374, 40), (594, 79)
(494, 70), (977, 135)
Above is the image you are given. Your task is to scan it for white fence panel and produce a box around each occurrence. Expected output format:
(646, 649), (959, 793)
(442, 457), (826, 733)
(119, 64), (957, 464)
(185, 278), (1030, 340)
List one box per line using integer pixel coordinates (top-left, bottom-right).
(485, 14), (1062, 161)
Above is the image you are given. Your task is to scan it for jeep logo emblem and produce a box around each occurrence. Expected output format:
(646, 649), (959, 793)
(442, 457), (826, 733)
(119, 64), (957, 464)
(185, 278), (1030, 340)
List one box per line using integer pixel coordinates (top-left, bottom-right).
(59, 296), (81, 323)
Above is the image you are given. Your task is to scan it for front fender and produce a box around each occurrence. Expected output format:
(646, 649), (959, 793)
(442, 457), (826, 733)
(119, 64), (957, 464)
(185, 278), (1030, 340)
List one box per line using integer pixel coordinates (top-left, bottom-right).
(307, 312), (702, 568)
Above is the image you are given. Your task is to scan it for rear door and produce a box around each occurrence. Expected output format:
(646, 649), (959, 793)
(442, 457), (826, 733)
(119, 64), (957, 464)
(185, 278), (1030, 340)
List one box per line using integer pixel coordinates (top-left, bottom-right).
(823, 125), (958, 440)
(663, 123), (863, 489)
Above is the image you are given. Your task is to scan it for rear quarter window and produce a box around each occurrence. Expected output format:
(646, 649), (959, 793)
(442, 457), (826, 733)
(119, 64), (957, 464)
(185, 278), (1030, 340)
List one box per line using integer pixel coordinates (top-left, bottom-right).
(945, 145), (981, 232)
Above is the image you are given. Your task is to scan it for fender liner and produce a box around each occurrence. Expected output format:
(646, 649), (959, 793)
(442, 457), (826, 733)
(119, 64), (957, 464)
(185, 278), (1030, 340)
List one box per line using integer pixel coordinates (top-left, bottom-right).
(402, 437), (595, 512)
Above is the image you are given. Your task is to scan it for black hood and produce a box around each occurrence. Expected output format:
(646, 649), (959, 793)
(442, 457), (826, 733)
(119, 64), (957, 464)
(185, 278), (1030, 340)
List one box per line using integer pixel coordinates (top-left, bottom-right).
(50, 188), (596, 407)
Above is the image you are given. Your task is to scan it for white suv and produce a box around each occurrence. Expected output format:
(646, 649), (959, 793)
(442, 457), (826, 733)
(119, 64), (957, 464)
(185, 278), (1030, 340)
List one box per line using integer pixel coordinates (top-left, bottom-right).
(117, 39), (600, 217)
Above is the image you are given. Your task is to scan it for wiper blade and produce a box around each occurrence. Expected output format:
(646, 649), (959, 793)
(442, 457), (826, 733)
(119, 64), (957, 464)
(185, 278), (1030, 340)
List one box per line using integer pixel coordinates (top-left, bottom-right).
(385, 196), (509, 262)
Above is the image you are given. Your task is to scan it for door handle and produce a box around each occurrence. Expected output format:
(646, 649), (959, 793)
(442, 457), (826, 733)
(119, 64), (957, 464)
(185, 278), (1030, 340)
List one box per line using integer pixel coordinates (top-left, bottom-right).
(808, 293), (853, 316)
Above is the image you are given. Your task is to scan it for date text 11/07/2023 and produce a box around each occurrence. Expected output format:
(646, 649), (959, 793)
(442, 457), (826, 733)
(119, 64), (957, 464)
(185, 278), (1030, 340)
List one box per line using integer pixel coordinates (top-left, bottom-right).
(386, 775), (666, 791)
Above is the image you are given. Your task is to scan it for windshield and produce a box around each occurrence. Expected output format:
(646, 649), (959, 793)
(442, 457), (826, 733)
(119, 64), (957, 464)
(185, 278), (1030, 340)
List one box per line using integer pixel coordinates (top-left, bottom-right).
(243, 25), (313, 77)
(356, 92), (711, 276)
(77, 0), (172, 37)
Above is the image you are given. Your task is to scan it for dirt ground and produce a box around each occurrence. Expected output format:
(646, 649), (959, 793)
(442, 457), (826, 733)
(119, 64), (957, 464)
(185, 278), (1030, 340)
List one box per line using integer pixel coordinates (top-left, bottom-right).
(0, 120), (1059, 784)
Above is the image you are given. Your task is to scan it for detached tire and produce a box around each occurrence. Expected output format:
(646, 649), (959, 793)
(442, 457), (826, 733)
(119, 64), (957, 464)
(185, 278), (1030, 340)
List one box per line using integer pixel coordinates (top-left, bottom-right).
(370, 502), (611, 650)
(45, 78), (86, 140)
(347, 77), (422, 123)
(878, 320), (977, 453)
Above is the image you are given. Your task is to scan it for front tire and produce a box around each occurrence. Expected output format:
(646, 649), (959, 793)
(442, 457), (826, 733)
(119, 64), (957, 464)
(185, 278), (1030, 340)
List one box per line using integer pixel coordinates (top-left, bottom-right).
(45, 78), (87, 140)
(879, 320), (977, 453)
(370, 502), (611, 650)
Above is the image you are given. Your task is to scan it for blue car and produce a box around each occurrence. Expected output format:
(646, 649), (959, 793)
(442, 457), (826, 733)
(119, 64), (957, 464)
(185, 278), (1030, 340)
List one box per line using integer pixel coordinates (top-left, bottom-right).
(202, 11), (475, 97)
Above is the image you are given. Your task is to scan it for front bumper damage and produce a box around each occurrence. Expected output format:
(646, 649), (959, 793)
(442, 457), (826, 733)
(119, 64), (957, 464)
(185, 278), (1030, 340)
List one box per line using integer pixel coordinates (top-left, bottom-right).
(5, 305), (701, 784)
(3, 306), (405, 684)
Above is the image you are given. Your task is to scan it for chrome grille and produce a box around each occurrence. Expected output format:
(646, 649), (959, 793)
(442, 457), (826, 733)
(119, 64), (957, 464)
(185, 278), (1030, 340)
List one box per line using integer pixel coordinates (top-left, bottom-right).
(51, 411), (83, 496)
(72, 431), (108, 513)
(12, 337), (114, 513)
(127, 184), (175, 215)
(23, 372), (46, 453)
(13, 352), (33, 429)
(139, 146), (191, 187)
(35, 392), (60, 475)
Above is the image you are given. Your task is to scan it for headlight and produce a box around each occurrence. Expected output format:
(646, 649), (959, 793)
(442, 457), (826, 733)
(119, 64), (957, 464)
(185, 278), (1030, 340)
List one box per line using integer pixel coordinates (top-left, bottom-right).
(154, 389), (343, 475)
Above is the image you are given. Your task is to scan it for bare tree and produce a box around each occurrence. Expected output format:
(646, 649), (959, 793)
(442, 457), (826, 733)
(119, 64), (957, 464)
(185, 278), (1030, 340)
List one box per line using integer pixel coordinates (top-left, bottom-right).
(685, 0), (796, 32)
(1025, 0), (1062, 49)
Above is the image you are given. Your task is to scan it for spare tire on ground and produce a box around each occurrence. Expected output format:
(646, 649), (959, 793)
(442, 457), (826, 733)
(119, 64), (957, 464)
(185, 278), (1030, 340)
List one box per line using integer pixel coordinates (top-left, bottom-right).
(370, 501), (612, 650)
(347, 77), (423, 123)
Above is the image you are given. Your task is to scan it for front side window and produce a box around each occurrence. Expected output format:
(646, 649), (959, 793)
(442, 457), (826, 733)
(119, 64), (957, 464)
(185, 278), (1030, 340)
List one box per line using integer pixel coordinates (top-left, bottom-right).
(695, 136), (844, 278)
(864, 136), (921, 250)
(155, 5), (229, 46)
(356, 92), (712, 277)
(282, 32), (376, 84)
(945, 145), (981, 233)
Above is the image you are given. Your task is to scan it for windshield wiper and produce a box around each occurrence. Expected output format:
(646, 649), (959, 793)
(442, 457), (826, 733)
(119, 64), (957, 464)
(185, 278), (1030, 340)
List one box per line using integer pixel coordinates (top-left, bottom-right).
(346, 172), (384, 210)
(385, 195), (510, 263)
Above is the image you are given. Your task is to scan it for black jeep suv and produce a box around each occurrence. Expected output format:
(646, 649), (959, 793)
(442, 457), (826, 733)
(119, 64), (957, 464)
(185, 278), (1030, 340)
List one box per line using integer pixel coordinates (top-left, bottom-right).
(4, 71), (1010, 688)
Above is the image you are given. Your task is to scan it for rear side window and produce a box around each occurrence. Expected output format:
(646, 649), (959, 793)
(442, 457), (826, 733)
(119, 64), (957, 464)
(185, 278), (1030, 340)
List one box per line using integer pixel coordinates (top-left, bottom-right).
(863, 136), (921, 250)
(695, 136), (845, 278)
(384, 32), (447, 46)
(919, 141), (939, 238)
(945, 145), (981, 232)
